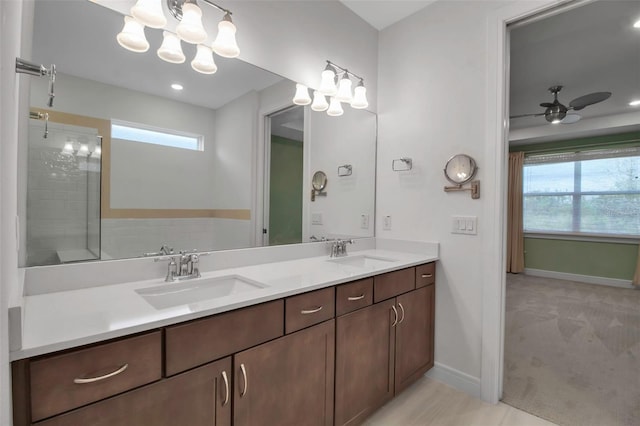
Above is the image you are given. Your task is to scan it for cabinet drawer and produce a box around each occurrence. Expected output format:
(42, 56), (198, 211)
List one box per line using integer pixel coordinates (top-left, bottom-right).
(373, 267), (415, 303)
(285, 287), (335, 334)
(30, 331), (162, 422)
(336, 278), (373, 316)
(165, 300), (283, 376)
(416, 263), (435, 288)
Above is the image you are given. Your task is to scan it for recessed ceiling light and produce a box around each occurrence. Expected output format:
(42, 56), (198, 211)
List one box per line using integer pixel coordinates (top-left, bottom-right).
(171, 83), (183, 91)
(629, 99), (640, 106)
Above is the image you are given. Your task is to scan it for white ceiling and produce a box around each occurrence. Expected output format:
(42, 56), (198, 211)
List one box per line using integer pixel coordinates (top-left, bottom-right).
(339, 0), (436, 30)
(509, 0), (640, 133)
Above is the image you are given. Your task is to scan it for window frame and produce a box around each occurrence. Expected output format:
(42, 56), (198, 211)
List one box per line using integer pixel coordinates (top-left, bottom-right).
(111, 119), (204, 151)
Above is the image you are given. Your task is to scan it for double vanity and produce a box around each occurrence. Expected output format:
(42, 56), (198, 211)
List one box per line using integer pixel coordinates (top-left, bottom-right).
(10, 240), (438, 426)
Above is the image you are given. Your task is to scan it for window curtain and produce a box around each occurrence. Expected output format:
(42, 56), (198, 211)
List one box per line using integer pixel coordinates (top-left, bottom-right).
(633, 245), (640, 288)
(507, 151), (525, 273)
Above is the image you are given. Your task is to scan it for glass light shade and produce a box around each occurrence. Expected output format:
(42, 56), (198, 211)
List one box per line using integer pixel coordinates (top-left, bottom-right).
(157, 31), (186, 63)
(293, 84), (311, 105)
(212, 18), (240, 58)
(351, 86), (368, 109)
(131, 0), (166, 28)
(191, 45), (218, 74)
(318, 69), (337, 96)
(77, 144), (90, 157)
(116, 16), (149, 53)
(327, 97), (344, 117)
(176, 3), (207, 44)
(311, 91), (329, 112)
(62, 142), (74, 154)
(335, 76), (353, 103)
(93, 146), (102, 157)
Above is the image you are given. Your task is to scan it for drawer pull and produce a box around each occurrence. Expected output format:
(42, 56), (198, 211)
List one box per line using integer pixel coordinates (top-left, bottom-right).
(240, 363), (248, 397)
(391, 305), (398, 327)
(421, 273), (433, 278)
(300, 306), (323, 315)
(398, 303), (406, 324)
(222, 370), (229, 406)
(73, 363), (128, 384)
(347, 294), (365, 301)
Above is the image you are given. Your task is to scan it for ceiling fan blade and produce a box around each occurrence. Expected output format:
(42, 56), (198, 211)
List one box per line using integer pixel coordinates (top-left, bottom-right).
(539, 102), (554, 108)
(509, 113), (546, 119)
(560, 113), (581, 124)
(569, 92), (612, 111)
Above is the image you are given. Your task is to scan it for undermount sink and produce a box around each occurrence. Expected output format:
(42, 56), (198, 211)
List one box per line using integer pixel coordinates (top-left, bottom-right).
(136, 275), (268, 309)
(327, 254), (397, 269)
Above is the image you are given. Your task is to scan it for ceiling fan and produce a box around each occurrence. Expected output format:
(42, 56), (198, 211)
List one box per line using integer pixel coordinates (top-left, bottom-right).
(510, 85), (611, 124)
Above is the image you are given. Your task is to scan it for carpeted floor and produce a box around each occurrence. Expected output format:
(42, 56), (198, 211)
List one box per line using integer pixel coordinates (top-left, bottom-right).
(503, 274), (640, 426)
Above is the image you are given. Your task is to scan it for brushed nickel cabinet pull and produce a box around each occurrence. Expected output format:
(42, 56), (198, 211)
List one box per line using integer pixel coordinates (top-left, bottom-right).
(347, 294), (365, 301)
(73, 363), (128, 384)
(301, 306), (323, 315)
(240, 363), (248, 397)
(391, 305), (398, 327)
(421, 273), (433, 278)
(398, 303), (406, 324)
(221, 371), (229, 406)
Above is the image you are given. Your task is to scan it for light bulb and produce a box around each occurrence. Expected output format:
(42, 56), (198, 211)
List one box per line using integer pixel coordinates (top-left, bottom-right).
(116, 16), (149, 53)
(293, 84), (311, 105)
(311, 91), (329, 112)
(212, 14), (240, 58)
(351, 82), (368, 109)
(157, 31), (185, 63)
(131, 0), (166, 28)
(191, 44), (218, 74)
(176, 2), (207, 44)
(93, 146), (102, 157)
(327, 97), (344, 117)
(318, 67), (337, 96)
(335, 74), (353, 103)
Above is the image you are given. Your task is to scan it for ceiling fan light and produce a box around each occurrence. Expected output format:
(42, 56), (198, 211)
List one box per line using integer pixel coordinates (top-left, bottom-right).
(292, 84), (311, 105)
(176, 2), (208, 44)
(116, 16), (149, 53)
(311, 91), (329, 112)
(157, 31), (186, 63)
(327, 97), (344, 117)
(212, 14), (240, 58)
(191, 44), (218, 74)
(131, 0), (167, 28)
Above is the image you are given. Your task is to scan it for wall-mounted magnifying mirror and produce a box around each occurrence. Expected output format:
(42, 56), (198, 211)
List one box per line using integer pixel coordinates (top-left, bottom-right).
(311, 171), (327, 201)
(443, 154), (480, 199)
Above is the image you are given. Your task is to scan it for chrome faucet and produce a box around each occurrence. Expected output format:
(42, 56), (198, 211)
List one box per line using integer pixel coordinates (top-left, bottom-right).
(329, 239), (354, 257)
(144, 244), (174, 257)
(164, 250), (202, 282)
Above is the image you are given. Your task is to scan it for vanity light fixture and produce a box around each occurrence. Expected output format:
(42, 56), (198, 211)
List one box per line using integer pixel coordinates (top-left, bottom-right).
(118, 0), (239, 73)
(293, 60), (368, 116)
(293, 84), (312, 105)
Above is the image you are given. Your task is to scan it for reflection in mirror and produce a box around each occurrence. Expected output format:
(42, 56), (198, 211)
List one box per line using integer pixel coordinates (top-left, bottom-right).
(312, 171), (328, 191)
(20, 0), (376, 266)
(444, 154), (477, 185)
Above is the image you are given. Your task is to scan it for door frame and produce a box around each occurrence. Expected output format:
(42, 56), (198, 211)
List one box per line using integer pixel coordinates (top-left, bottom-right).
(481, 0), (588, 403)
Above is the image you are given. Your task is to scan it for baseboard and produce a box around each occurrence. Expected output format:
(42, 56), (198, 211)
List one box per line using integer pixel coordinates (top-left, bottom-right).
(524, 268), (634, 289)
(425, 362), (481, 399)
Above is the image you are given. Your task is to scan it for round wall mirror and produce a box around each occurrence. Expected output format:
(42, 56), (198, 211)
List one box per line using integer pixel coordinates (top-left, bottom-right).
(312, 171), (328, 191)
(444, 154), (477, 185)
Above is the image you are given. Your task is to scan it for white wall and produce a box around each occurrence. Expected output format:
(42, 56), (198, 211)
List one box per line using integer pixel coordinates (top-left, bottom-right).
(377, 0), (559, 398)
(307, 107), (377, 240)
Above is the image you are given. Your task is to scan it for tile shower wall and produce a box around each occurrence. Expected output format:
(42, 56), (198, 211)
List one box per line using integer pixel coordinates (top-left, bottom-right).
(26, 121), (101, 266)
(101, 218), (251, 260)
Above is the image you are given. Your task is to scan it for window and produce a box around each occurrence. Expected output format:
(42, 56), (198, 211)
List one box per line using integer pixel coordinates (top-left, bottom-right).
(111, 121), (203, 151)
(523, 147), (640, 236)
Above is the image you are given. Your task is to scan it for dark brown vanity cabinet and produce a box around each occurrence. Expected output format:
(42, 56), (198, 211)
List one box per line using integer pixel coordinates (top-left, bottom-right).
(12, 262), (435, 426)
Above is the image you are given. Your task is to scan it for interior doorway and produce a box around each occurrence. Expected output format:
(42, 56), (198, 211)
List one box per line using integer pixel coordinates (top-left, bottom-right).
(263, 106), (305, 246)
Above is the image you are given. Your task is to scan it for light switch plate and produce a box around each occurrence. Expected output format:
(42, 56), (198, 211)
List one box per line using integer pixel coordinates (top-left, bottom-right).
(452, 216), (477, 235)
(311, 213), (323, 225)
(383, 215), (392, 230)
(360, 214), (369, 229)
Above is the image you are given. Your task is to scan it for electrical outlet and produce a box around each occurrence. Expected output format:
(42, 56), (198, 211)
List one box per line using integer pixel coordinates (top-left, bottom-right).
(360, 214), (369, 229)
(383, 215), (392, 230)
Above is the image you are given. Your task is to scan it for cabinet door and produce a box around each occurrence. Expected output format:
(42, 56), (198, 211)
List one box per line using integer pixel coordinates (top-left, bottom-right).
(233, 320), (335, 426)
(36, 357), (232, 426)
(395, 285), (435, 394)
(335, 299), (396, 426)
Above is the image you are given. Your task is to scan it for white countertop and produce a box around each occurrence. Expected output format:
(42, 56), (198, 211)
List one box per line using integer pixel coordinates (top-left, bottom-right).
(12, 247), (438, 361)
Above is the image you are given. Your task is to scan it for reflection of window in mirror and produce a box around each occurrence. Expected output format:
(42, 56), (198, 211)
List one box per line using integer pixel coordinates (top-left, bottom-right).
(111, 121), (203, 151)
